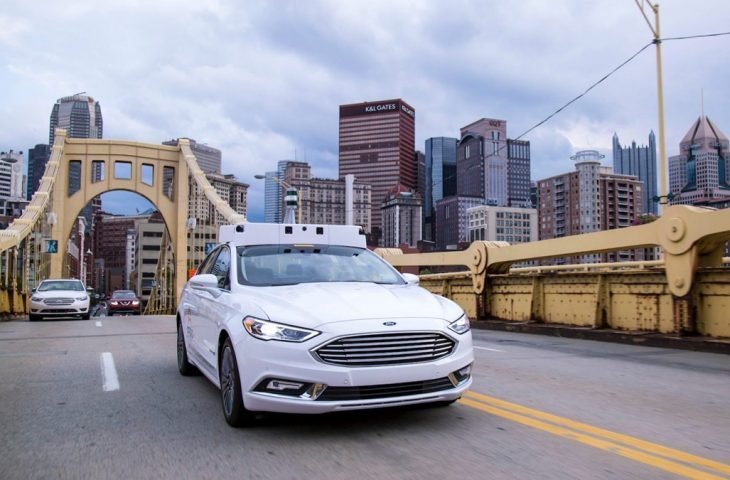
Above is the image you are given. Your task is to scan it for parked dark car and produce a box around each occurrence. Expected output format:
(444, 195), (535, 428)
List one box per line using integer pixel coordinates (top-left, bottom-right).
(108, 290), (142, 316)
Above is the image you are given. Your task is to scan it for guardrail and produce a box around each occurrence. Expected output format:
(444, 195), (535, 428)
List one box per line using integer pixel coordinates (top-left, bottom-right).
(376, 205), (730, 338)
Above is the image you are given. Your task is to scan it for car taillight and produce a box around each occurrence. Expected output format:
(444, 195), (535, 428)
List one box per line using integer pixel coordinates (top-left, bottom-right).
(132, 301), (139, 305)
(110, 301), (118, 305)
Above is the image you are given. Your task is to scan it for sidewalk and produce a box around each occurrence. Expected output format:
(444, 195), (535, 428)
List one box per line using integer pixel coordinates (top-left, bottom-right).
(473, 319), (730, 355)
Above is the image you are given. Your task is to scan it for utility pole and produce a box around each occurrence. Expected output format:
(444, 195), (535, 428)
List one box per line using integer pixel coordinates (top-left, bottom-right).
(635, 0), (669, 210)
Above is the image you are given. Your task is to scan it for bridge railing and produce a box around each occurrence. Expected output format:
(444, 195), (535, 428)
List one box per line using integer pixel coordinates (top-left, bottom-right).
(376, 205), (730, 338)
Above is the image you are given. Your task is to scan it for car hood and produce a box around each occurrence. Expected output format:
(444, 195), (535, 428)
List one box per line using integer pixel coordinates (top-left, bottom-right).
(237, 282), (462, 328)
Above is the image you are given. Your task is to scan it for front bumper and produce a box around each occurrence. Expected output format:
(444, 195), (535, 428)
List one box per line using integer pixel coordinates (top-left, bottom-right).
(30, 299), (90, 316)
(236, 317), (474, 414)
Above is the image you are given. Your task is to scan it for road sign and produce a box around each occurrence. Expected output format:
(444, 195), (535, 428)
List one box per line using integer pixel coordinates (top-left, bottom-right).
(45, 240), (58, 254)
(205, 242), (216, 254)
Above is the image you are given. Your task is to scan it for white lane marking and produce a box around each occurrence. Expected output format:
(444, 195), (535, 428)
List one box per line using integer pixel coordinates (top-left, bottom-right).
(95, 321), (102, 327)
(474, 346), (505, 352)
(100, 352), (120, 392)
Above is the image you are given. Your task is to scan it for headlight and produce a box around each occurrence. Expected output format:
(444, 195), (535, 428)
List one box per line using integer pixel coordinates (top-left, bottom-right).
(448, 313), (470, 334)
(31, 296), (42, 302)
(243, 317), (320, 342)
(76, 296), (88, 301)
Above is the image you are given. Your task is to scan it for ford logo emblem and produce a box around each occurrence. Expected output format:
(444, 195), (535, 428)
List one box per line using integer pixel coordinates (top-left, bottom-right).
(383, 321), (397, 326)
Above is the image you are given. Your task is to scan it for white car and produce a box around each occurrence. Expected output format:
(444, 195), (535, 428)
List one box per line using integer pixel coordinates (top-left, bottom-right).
(176, 223), (473, 427)
(29, 279), (91, 321)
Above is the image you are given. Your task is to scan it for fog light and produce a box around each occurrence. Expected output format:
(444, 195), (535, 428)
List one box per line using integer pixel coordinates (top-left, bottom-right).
(255, 378), (310, 397)
(302, 383), (327, 400)
(448, 363), (472, 386)
(267, 380), (304, 391)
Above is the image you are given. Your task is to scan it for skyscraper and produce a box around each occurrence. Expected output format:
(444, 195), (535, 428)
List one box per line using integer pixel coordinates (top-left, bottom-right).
(458, 118), (508, 207)
(668, 116), (730, 205)
(27, 144), (51, 200)
(162, 138), (222, 174)
(49, 93), (103, 145)
(507, 139), (532, 207)
(423, 137), (457, 241)
(49, 94), (103, 225)
(263, 160), (290, 223)
(613, 131), (658, 214)
(338, 99), (416, 246)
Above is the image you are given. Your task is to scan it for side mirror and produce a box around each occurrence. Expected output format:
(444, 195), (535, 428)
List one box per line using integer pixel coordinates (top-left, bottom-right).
(402, 273), (420, 285)
(189, 274), (221, 297)
(31, 288), (36, 294)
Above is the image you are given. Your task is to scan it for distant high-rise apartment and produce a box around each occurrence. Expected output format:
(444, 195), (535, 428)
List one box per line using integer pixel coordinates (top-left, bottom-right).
(613, 131), (658, 214)
(668, 116), (730, 206)
(423, 137), (457, 242)
(537, 150), (643, 262)
(0, 150), (25, 199)
(282, 161), (371, 230)
(50, 94), (103, 225)
(381, 184), (422, 248)
(338, 99), (416, 246)
(27, 144), (50, 200)
(163, 138), (222, 174)
(49, 93), (103, 145)
(188, 173), (248, 225)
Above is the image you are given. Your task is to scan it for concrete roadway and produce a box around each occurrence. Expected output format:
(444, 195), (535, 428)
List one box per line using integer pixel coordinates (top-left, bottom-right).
(0, 315), (728, 480)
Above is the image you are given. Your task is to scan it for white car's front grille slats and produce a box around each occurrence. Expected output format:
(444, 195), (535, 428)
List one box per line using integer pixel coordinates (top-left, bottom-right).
(43, 298), (74, 305)
(315, 332), (456, 366)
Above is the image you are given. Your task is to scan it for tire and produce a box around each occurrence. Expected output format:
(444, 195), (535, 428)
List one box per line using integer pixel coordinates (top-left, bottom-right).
(177, 322), (197, 377)
(29, 314), (40, 322)
(219, 337), (255, 427)
(81, 312), (91, 320)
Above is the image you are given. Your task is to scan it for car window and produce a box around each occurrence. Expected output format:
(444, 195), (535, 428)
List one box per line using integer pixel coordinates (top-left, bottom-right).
(197, 248), (220, 275)
(112, 291), (137, 299)
(210, 247), (231, 290)
(237, 245), (405, 287)
(38, 280), (85, 292)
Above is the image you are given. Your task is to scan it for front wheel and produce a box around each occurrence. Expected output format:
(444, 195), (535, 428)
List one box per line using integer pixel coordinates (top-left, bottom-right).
(81, 312), (91, 320)
(29, 314), (41, 322)
(219, 338), (255, 427)
(177, 322), (197, 376)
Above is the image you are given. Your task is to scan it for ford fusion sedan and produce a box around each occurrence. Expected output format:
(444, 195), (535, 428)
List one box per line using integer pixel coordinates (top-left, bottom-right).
(176, 223), (473, 427)
(30, 279), (90, 321)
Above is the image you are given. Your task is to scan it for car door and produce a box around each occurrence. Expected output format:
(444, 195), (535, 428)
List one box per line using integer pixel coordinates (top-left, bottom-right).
(186, 248), (221, 366)
(196, 245), (232, 371)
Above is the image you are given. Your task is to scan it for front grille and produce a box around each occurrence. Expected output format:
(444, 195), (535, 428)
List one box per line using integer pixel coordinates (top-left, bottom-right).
(314, 332), (456, 366)
(44, 298), (74, 305)
(317, 377), (455, 401)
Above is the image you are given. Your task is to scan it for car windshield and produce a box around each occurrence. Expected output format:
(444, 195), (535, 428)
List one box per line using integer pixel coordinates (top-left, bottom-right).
(237, 245), (405, 287)
(112, 291), (137, 299)
(38, 280), (84, 292)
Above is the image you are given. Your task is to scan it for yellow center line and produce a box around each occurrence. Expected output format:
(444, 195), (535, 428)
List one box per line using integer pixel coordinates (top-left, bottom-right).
(463, 390), (730, 476)
(458, 393), (730, 480)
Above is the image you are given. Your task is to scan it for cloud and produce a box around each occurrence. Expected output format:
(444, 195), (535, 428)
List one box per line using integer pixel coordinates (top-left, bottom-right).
(1, 0), (729, 220)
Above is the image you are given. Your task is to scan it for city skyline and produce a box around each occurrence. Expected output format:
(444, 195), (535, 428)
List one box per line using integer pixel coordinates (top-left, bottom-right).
(1, 0), (729, 220)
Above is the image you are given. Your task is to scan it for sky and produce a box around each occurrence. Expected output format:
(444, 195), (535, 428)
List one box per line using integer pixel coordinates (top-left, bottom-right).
(1, 0), (729, 220)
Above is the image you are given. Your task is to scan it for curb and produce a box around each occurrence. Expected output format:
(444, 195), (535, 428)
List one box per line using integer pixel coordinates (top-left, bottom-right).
(472, 320), (730, 355)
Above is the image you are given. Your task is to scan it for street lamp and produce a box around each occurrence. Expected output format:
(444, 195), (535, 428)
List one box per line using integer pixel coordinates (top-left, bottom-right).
(254, 174), (301, 224)
(634, 0), (668, 209)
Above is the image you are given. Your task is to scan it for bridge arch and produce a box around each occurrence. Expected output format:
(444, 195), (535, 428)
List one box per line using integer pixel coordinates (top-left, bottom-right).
(45, 130), (245, 302)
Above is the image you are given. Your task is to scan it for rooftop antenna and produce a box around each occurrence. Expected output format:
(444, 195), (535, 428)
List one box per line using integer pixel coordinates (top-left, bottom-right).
(701, 88), (705, 118)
